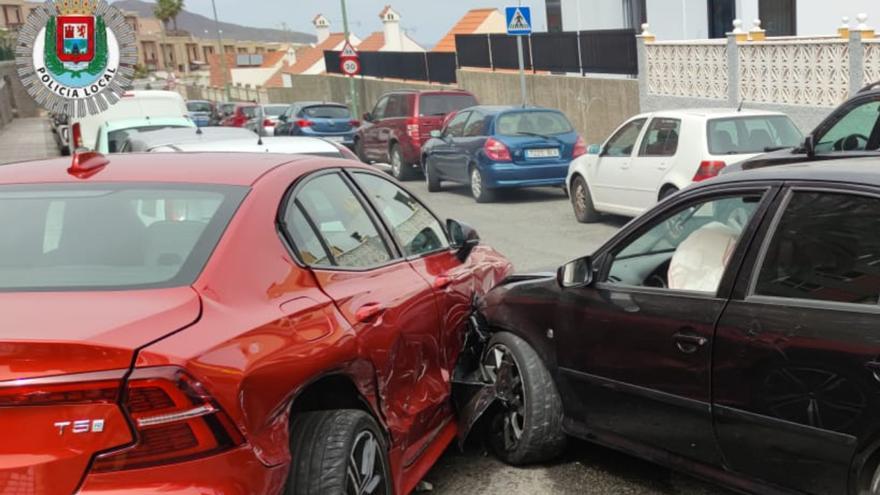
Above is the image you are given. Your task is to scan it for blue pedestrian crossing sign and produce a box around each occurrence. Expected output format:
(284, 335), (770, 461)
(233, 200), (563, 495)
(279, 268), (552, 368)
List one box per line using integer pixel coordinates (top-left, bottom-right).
(505, 6), (532, 35)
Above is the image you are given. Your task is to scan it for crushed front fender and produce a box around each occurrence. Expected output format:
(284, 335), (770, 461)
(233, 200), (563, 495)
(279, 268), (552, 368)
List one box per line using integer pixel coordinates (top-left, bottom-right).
(451, 311), (498, 448)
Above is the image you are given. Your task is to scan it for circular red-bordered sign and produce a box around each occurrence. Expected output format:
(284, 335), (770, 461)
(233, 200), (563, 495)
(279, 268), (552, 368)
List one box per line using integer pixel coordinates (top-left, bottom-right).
(340, 57), (360, 76)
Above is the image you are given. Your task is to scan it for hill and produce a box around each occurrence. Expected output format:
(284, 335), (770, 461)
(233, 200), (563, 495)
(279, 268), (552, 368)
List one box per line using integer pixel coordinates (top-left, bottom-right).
(112, 0), (315, 44)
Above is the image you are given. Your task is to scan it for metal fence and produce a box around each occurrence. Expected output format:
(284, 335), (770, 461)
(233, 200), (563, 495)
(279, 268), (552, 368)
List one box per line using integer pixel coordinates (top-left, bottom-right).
(324, 50), (458, 84)
(455, 29), (638, 75)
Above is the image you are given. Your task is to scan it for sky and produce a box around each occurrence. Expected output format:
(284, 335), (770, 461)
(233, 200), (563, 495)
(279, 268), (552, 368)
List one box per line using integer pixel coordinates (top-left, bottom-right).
(182, 0), (547, 48)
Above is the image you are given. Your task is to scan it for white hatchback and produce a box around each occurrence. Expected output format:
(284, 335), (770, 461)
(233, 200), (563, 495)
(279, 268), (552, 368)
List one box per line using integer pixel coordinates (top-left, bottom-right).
(566, 108), (802, 222)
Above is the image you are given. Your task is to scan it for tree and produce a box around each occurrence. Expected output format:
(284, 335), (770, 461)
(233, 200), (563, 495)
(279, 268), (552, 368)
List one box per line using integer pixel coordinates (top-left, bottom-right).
(153, 0), (185, 32)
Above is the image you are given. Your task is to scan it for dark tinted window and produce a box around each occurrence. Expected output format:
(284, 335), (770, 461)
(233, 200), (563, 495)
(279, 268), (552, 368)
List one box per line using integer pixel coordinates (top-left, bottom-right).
(263, 105), (288, 116)
(495, 111), (573, 136)
(444, 111), (470, 138)
(707, 115), (802, 154)
(372, 96), (389, 120)
(354, 173), (449, 256)
(186, 101), (212, 112)
(240, 106), (257, 118)
(639, 118), (681, 156)
(0, 184), (245, 291)
(302, 105), (350, 119)
(755, 192), (880, 305)
(419, 94), (478, 117)
(293, 174), (392, 268)
(816, 100), (880, 153)
(383, 94), (411, 118)
(604, 118), (646, 157)
(463, 112), (487, 137)
(284, 203), (331, 266)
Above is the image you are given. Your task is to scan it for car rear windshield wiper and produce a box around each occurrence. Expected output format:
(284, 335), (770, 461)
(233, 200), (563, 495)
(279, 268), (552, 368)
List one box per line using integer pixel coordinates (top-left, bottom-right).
(515, 131), (564, 145)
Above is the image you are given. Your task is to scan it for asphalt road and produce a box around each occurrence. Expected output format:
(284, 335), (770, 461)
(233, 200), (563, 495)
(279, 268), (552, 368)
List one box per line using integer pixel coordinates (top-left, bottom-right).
(406, 178), (732, 495)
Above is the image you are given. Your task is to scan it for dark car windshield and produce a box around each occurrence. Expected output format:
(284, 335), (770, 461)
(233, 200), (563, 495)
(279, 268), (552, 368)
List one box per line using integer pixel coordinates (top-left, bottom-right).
(303, 105), (351, 119)
(0, 184), (246, 291)
(419, 94), (478, 116)
(496, 111), (574, 136)
(186, 101), (212, 113)
(707, 115), (802, 154)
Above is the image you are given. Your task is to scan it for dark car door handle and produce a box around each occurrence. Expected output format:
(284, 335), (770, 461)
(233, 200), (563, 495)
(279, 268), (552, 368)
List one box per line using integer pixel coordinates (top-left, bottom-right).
(355, 303), (385, 322)
(673, 332), (708, 354)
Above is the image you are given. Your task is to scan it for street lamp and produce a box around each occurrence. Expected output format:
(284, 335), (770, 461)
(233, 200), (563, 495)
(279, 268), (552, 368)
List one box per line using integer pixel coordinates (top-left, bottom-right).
(211, 0), (230, 101)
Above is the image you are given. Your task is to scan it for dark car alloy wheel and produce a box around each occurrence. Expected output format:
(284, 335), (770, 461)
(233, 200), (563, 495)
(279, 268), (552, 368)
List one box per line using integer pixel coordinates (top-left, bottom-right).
(482, 344), (526, 451)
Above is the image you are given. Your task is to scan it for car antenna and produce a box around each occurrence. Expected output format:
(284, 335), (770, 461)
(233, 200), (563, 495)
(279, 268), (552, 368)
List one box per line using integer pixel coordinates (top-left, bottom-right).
(737, 99), (744, 112)
(257, 104), (264, 145)
(196, 125), (203, 135)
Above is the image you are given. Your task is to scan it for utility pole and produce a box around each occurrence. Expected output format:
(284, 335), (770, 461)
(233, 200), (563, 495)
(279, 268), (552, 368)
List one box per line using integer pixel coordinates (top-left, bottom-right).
(340, 0), (359, 118)
(211, 0), (230, 101)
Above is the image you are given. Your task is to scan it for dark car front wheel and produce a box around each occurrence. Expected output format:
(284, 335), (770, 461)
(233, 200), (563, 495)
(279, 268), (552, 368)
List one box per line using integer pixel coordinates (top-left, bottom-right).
(286, 409), (391, 495)
(390, 144), (414, 181)
(425, 158), (441, 192)
(481, 332), (566, 465)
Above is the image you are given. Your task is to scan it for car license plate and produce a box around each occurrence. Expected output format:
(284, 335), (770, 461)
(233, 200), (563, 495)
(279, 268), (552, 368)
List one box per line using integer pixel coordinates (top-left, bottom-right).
(325, 136), (345, 143)
(526, 148), (560, 159)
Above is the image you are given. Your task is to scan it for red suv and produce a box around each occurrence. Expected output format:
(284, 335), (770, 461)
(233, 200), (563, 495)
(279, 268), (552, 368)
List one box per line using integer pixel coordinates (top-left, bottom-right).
(0, 152), (511, 495)
(220, 103), (258, 127)
(355, 90), (478, 180)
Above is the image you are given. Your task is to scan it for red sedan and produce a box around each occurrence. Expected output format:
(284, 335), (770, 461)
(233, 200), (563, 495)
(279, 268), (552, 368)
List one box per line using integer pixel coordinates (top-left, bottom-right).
(0, 152), (512, 494)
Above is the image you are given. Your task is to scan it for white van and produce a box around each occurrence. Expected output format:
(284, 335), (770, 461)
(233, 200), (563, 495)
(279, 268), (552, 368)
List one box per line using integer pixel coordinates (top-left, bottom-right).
(69, 90), (190, 154)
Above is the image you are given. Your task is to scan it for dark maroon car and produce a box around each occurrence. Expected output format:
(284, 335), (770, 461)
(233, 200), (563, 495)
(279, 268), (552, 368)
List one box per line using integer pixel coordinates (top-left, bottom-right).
(455, 158), (880, 495)
(354, 90), (478, 180)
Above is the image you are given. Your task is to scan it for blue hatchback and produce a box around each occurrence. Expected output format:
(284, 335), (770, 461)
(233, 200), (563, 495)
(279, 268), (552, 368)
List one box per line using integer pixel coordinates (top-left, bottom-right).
(275, 102), (358, 148)
(421, 106), (585, 202)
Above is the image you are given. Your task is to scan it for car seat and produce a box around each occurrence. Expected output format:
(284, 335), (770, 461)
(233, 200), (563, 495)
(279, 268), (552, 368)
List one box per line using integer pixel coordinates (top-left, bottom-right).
(144, 220), (207, 267)
(713, 130), (735, 154)
(668, 221), (740, 292)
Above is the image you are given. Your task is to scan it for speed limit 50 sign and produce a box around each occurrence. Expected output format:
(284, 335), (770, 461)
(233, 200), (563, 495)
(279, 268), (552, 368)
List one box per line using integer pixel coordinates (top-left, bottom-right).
(340, 57), (361, 76)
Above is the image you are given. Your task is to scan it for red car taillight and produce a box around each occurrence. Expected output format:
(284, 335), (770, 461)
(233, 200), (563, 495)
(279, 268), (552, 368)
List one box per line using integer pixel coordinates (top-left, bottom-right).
(406, 117), (419, 141)
(263, 118), (275, 127)
(349, 119), (361, 127)
(71, 122), (83, 149)
(0, 370), (123, 406)
(92, 366), (243, 472)
(572, 136), (587, 158)
(693, 160), (726, 181)
(296, 119), (313, 127)
(484, 137), (512, 162)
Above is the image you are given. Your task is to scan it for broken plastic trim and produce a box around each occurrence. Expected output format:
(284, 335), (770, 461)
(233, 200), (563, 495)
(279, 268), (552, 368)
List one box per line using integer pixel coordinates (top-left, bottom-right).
(451, 310), (499, 449)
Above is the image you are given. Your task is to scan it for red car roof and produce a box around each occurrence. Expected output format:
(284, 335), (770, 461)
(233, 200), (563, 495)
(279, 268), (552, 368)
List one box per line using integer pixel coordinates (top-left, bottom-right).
(0, 153), (321, 186)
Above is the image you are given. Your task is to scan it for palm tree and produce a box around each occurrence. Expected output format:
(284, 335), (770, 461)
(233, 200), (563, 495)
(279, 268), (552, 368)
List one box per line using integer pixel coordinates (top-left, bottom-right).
(154, 0), (185, 32)
(169, 0), (185, 32)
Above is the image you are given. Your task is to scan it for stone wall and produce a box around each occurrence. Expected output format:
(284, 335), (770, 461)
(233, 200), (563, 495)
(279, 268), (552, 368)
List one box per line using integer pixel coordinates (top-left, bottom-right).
(0, 61), (40, 119)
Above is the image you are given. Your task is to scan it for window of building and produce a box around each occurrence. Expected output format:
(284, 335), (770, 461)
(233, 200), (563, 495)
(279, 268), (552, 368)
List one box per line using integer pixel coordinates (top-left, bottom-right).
(545, 0), (562, 32)
(759, 0), (796, 36)
(707, 0), (736, 38)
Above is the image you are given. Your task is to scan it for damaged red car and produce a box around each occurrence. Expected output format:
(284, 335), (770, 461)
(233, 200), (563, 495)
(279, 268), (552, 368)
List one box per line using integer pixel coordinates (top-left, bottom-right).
(0, 151), (511, 495)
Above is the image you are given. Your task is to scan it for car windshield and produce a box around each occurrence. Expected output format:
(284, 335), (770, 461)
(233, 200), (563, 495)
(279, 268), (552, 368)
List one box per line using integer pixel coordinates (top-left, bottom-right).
(264, 105), (288, 117)
(419, 94), (477, 116)
(220, 103), (235, 114)
(707, 115), (803, 154)
(241, 106), (258, 118)
(496, 111), (574, 136)
(303, 105), (350, 119)
(0, 184), (246, 291)
(186, 101), (212, 113)
(108, 125), (191, 153)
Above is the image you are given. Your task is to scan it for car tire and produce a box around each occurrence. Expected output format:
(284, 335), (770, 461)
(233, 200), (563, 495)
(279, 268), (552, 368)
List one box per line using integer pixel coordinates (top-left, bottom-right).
(425, 159), (441, 192)
(571, 175), (600, 223)
(470, 167), (495, 203)
(355, 138), (369, 164)
(390, 144), (414, 181)
(286, 409), (391, 495)
(481, 332), (566, 465)
(659, 185), (679, 201)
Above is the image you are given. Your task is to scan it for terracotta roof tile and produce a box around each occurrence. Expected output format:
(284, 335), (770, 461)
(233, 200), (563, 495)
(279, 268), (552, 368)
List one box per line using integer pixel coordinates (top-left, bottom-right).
(357, 32), (385, 52)
(286, 33), (347, 75)
(260, 50), (286, 68)
(208, 53), (236, 88)
(265, 62), (290, 88)
(433, 8), (499, 52)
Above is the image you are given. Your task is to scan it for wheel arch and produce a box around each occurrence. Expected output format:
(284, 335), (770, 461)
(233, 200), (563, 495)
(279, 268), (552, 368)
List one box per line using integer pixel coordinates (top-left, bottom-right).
(658, 182), (679, 201)
(569, 171), (596, 199)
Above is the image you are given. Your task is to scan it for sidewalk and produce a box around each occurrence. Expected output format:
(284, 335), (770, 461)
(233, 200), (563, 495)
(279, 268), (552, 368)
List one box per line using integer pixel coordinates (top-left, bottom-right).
(0, 117), (60, 165)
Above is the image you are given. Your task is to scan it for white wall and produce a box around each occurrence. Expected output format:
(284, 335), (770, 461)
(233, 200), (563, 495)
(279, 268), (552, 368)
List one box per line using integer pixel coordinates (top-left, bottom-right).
(647, 0), (708, 40)
(231, 68), (278, 86)
(797, 0), (875, 35)
(560, 0), (626, 31)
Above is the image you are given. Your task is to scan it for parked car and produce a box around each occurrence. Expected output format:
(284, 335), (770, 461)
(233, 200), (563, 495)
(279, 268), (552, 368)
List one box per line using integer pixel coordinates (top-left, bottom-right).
(185, 99), (219, 127)
(96, 117), (196, 154)
(220, 103), (258, 128)
(218, 101), (236, 119)
(119, 126), (256, 152)
(728, 82), (880, 173)
(244, 104), (290, 135)
(455, 158), (880, 495)
(355, 89), (478, 180)
(149, 135), (360, 160)
(566, 108), (802, 222)
(422, 105), (586, 202)
(0, 151), (511, 494)
(69, 90), (190, 154)
(49, 112), (70, 156)
(275, 101), (359, 148)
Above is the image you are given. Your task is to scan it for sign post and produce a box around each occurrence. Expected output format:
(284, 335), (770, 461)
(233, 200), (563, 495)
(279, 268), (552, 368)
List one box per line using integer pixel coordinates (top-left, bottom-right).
(505, 5), (532, 107)
(340, 0), (359, 120)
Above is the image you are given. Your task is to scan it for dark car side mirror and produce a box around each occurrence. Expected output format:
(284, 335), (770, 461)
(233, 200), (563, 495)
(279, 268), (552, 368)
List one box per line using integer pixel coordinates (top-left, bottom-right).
(363, 112), (373, 123)
(557, 256), (593, 288)
(803, 134), (816, 157)
(447, 219), (480, 261)
(278, 114), (288, 122)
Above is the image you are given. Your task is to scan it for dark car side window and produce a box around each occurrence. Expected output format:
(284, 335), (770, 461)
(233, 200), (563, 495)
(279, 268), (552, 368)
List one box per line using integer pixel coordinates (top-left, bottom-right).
(639, 118), (681, 157)
(372, 96), (390, 121)
(754, 191), (880, 305)
(604, 118), (647, 157)
(284, 173), (393, 269)
(444, 111), (471, 138)
(353, 172), (450, 257)
(463, 112), (486, 137)
(816, 100), (880, 153)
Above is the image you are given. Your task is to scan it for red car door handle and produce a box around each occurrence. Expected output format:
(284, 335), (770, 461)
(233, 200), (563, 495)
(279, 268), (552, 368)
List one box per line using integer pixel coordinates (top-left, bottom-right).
(433, 276), (451, 289)
(355, 303), (385, 322)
